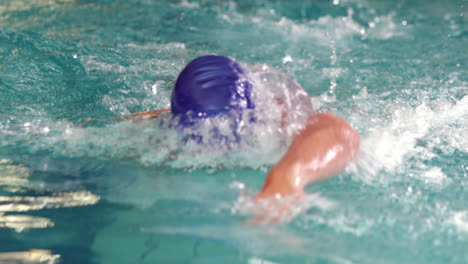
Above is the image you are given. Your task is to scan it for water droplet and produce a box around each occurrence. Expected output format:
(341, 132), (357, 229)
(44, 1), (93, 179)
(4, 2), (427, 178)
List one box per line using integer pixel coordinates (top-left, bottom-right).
(282, 55), (293, 64)
(151, 83), (158, 95)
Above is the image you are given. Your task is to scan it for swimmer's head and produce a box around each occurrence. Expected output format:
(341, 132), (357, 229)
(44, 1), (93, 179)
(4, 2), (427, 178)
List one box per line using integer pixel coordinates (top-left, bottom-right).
(171, 55), (254, 121)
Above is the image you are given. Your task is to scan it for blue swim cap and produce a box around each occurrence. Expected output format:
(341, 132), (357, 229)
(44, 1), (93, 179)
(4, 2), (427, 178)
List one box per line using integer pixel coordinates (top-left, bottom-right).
(171, 55), (254, 121)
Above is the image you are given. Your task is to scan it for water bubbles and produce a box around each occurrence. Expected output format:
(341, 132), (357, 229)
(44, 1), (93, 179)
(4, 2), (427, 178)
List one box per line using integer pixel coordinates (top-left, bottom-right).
(282, 55), (293, 64)
(407, 186), (413, 193)
(143, 80), (164, 95)
(0, 0), (466, 262)
(248, 257), (278, 264)
(274, 14), (364, 45)
(151, 83), (158, 95)
(229, 181), (246, 191)
(422, 168), (449, 186)
(0, 64), (315, 170)
(365, 14), (399, 39)
(451, 211), (468, 232)
(231, 190), (335, 225)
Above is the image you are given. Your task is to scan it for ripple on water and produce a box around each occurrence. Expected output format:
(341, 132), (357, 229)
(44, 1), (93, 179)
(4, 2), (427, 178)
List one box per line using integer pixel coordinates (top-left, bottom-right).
(0, 0), (467, 263)
(0, 28), (101, 120)
(0, 159), (99, 232)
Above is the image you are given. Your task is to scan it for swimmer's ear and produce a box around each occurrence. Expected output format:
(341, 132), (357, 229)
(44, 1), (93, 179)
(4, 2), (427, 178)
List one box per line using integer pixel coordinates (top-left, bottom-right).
(113, 108), (171, 121)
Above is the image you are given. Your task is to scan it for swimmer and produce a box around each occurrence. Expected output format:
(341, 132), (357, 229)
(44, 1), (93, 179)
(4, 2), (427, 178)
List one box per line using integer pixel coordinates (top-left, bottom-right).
(126, 55), (360, 223)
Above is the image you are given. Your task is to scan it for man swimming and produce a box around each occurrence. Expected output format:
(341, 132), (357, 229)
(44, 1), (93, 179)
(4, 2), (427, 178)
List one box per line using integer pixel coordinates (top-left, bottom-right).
(127, 55), (360, 222)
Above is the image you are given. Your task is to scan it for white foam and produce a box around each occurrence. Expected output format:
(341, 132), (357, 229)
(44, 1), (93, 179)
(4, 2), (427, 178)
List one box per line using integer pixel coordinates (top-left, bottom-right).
(267, 9), (408, 44)
(422, 167), (449, 186)
(345, 88), (467, 185)
(230, 184), (337, 225)
(304, 209), (374, 236)
(366, 13), (408, 40)
(275, 15), (364, 44)
(1, 64), (314, 170)
(248, 257), (280, 264)
(450, 210), (468, 232)
(179, 0), (199, 8)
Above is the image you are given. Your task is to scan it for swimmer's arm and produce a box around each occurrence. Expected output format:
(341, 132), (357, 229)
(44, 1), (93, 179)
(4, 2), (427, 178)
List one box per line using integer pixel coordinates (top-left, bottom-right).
(80, 108), (170, 127)
(256, 112), (360, 200)
(115, 108), (171, 121)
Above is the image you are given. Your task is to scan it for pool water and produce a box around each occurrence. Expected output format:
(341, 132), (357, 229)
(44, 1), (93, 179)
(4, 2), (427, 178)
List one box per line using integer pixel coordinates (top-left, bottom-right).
(0, 0), (467, 263)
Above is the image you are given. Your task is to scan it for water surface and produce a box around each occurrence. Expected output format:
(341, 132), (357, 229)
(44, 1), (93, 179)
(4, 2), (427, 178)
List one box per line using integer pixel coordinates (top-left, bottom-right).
(0, 0), (467, 263)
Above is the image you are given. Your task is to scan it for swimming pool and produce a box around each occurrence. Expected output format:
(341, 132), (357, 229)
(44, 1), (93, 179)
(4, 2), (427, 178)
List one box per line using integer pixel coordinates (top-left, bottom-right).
(0, 0), (467, 263)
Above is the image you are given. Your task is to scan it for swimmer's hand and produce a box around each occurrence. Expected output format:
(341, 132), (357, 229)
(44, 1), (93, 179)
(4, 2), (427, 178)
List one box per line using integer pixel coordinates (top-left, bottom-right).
(245, 191), (305, 225)
(114, 108), (171, 121)
(249, 113), (360, 225)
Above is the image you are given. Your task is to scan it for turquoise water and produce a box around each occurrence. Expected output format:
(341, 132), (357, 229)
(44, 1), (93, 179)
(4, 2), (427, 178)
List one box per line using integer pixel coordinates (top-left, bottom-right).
(0, 0), (467, 263)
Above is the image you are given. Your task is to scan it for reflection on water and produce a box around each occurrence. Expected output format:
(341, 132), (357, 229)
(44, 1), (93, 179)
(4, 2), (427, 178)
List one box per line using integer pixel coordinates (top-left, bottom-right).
(248, 257), (279, 264)
(0, 213), (53, 232)
(0, 192), (100, 212)
(0, 0), (466, 262)
(0, 249), (60, 264)
(0, 159), (31, 193)
(0, 159), (99, 232)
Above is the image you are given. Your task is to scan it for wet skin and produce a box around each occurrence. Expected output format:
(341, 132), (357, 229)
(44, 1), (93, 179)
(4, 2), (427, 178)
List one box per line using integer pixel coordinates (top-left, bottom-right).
(256, 112), (360, 200)
(124, 110), (360, 223)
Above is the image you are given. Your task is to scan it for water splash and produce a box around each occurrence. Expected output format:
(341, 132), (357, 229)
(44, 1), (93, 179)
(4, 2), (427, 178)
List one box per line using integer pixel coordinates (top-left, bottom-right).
(1, 64), (315, 170)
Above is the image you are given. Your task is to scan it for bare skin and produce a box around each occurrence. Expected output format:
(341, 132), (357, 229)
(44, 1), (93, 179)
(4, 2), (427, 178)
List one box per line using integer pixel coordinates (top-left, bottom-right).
(115, 108), (171, 120)
(256, 112), (360, 200)
(245, 112), (360, 224)
(123, 109), (360, 223)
